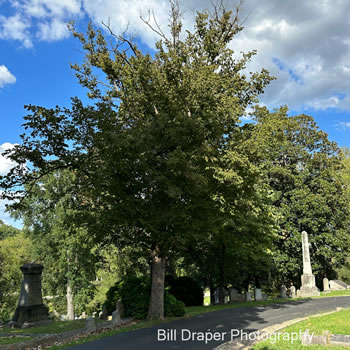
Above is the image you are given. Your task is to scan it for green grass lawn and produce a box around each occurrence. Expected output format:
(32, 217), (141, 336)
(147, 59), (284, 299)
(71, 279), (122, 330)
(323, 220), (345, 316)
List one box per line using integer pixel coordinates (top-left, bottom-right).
(0, 336), (33, 345)
(252, 308), (350, 350)
(317, 289), (350, 298)
(185, 298), (293, 317)
(0, 319), (86, 335)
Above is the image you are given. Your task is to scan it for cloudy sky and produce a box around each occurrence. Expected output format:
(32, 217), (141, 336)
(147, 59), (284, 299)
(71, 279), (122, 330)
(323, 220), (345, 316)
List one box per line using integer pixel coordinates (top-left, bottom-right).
(1, 0), (350, 227)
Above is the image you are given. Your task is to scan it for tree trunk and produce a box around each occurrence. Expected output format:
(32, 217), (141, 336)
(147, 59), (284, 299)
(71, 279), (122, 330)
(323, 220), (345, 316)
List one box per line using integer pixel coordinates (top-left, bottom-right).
(67, 282), (74, 320)
(218, 276), (225, 304)
(147, 246), (166, 320)
(218, 243), (225, 304)
(209, 285), (215, 305)
(255, 276), (261, 289)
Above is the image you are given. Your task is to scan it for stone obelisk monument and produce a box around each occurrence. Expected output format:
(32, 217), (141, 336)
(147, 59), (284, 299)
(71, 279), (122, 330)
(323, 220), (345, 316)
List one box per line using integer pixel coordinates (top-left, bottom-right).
(11, 263), (50, 327)
(297, 231), (320, 297)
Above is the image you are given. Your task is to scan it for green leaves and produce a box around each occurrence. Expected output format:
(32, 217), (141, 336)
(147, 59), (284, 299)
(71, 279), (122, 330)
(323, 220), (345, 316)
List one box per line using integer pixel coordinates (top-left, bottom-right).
(248, 106), (350, 284)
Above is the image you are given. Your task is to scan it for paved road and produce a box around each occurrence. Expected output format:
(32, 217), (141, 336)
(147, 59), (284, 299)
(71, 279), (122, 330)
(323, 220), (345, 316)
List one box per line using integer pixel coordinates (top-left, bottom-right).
(67, 297), (350, 350)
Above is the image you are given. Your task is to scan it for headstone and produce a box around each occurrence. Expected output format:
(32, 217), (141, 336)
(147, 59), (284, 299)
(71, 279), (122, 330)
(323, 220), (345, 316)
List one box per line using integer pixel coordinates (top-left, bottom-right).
(116, 300), (125, 317)
(329, 280), (349, 291)
(214, 288), (219, 304)
(280, 285), (287, 298)
(245, 292), (251, 301)
(112, 301), (124, 326)
(11, 263), (50, 327)
(237, 293), (245, 301)
(112, 309), (122, 326)
(254, 288), (262, 301)
(85, 317), (96, 333)
(223, 288), (229, 304)
(290, 285), (296, 298)
(261, 293), (268, 301)
(298, 231), (320, 297)
(229, 288), (238, 302)
(323, 278), (330, 292)
(100, 305), (108, 320)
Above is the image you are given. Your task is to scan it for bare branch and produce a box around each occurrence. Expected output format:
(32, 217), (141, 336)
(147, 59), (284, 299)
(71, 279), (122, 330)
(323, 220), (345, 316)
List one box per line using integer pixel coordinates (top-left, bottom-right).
(101, 19), (138, 56)
(140, 9), (168, 42)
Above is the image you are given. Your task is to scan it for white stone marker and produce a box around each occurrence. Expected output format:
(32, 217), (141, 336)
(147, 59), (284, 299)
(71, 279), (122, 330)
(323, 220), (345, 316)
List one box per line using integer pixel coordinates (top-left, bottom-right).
(323, 278), (330, 291)
(297, 231), (320, 297)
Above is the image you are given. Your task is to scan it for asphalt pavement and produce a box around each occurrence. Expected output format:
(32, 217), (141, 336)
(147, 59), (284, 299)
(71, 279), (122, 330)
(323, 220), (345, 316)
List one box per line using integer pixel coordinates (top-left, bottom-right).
(67, 297), (350, 350)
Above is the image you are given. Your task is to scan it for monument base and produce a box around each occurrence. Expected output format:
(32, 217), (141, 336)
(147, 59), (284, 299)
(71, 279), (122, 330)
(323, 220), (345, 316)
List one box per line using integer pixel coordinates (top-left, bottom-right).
(11, 304), (50, 327)
(297, 273), (320, 297)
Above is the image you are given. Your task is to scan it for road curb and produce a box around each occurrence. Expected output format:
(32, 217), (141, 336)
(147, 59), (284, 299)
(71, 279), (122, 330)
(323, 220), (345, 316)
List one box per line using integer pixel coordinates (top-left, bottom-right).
(214, 306), (349, 350)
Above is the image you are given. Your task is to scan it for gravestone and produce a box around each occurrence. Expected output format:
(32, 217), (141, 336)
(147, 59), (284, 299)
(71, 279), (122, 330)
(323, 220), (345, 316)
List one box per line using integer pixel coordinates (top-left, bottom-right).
(323, 278), (330, 292)
(290, 285), (296, 298)
(245, 292), (251, 301)
(237, 293), (245, 301)
(214, 288), (219, 304)
(11, 263), (50, 327)
(297, 231), (320, 297)
(223, 288), (229, 304)
(329, 280), (349, 291)
(116, 300), (125, 318)
(112, 303), (122, 326)
(280, 285), (287, 298)
(229, 288), (238, 302)
(85, 317), (96, 334)
(100, 305), (108, 319)
(254, 288), (262, 301)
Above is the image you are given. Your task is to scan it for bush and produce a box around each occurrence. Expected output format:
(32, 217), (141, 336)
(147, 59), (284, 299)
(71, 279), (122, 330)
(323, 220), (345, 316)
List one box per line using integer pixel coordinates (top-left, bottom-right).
(166, 276), (203, 306)
(104, 275), (185, 319)
(164, 292), (185, 317)
(119, 276), (150, 319)
(103, 281), (123, 315)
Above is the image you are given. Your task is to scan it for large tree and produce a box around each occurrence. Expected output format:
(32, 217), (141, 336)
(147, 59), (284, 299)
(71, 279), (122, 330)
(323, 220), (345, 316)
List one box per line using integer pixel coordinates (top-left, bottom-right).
(0, 2), (273, 319)
(245, 106), (350, 286)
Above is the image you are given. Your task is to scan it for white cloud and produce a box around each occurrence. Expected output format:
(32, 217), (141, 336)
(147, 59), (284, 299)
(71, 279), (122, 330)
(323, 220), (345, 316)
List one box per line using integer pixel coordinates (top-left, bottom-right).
(336, 122), (350, 130)
(2, 0), (350, 112)
(0, 142), (17, 176)
(0, 13), (32, 48)
(37, 18), (70, 41)
(0, 65), (16, 88)
(0, 0), (82, 47)
(78, 0), (350, 112)
(0, 143), (23, 228)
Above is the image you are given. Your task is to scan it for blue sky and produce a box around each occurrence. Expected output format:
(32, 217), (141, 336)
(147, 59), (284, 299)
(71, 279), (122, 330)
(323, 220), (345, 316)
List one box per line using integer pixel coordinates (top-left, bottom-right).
(1, 0), (350, 227)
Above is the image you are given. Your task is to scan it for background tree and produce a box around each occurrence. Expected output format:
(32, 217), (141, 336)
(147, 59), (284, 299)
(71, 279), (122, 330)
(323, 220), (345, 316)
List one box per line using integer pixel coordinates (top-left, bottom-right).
(11, 170), (97, 319)
(0, 229), (32, 321)
(245, 106), (350, 287)
(0, 220), (21, 239)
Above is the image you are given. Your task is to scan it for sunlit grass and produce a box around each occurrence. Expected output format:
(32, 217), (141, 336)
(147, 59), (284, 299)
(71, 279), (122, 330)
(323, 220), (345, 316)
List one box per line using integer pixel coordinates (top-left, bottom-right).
(252, 308), (350, 350)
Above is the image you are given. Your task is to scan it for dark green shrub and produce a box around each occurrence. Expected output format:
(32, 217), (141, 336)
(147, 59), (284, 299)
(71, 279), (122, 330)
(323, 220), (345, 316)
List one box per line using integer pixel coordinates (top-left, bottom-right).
(166, 276), (203, 306)
(164, 292), (185, 317)
(103, 281), (123, 315)
(119, 276), (150, 319)
(104, 275), (186, 319)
